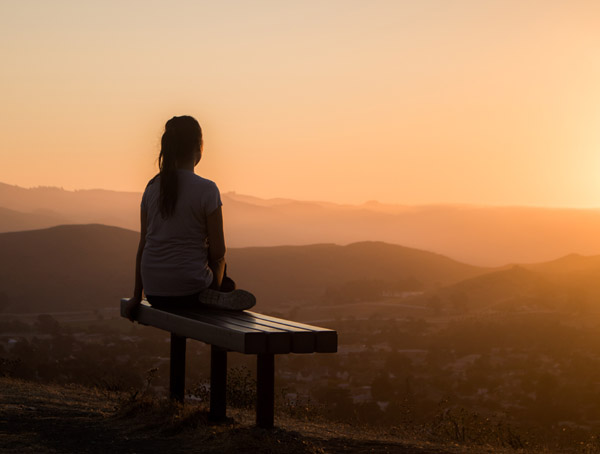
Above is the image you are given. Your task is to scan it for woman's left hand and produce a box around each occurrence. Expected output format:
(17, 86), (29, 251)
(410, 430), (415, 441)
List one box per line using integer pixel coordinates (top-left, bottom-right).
(124, 296), (142, 322)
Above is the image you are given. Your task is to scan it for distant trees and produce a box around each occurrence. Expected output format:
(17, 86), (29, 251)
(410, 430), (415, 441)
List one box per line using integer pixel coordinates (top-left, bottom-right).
(34, 314), (60, 334)
(324, 278), (423, 304)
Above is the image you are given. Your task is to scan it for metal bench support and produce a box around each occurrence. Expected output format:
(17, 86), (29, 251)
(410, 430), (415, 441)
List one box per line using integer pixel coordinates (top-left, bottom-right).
(256, 353), (275, 428)
(210, 346), (227, 422)
(169, 334), (186, 402)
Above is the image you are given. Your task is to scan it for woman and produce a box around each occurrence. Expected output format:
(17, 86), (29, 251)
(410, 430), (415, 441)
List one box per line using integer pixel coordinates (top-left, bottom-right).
(124, 115), (254, 320)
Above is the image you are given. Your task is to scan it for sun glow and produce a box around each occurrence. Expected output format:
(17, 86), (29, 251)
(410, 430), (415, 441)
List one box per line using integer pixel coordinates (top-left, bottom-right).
(1, 1), (600, 207)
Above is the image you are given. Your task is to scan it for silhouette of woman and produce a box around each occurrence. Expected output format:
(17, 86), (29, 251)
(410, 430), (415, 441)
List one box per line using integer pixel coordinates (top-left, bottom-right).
(124, 115), (254, 320)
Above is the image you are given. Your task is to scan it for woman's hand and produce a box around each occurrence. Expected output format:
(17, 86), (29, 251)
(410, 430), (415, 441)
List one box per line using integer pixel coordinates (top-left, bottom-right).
(124, 296), (142, 322)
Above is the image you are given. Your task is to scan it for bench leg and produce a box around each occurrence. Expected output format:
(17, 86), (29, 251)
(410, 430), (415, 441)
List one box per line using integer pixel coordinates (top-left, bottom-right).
(210, 346), (227, 421)
(169, 334), (186, 402)
(256, 353), (275, 429)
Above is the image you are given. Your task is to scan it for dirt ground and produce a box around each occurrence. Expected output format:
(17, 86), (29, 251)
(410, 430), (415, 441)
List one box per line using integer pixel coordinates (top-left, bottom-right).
(1, 377), (506, 454)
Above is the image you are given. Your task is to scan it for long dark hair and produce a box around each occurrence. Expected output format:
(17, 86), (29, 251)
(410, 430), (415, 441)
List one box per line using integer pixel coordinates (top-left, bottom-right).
(158, 116), (202, 218)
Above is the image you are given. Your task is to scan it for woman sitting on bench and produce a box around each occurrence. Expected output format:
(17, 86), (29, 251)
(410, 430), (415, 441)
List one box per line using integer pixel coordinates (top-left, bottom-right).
(124, 115), (255, 320)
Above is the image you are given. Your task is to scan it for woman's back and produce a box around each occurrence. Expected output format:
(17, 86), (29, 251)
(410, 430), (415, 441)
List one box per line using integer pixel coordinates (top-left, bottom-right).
(124, 115), (255, 320)
(141, 169), (222, 296)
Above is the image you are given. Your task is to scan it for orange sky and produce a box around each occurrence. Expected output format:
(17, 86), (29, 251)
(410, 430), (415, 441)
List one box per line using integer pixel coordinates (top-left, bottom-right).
(1, 1), (599, 207)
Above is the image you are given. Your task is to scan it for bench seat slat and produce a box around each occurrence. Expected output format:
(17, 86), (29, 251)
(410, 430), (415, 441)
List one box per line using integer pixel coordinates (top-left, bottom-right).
(172, 310), (267, 333)
(222, 312), (317, 353)
(191, 310), (330, 354)
(130, 303), (266, 353)
(194, 311), (294, 333)
(175, 310), (293, 354)
(245, 311), (334, 332)
(224, 312), (313, 332)
(120, 299), (337, 354)
(245, 311), (338, 353)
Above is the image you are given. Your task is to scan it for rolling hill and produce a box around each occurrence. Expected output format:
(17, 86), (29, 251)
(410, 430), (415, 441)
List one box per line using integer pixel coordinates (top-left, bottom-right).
(0, 224), (490, 313)
(0, 225), (139, 313)
(0, 206), (69, 232)
(419, 253), (600, 315)
(0, 182), (140, 233)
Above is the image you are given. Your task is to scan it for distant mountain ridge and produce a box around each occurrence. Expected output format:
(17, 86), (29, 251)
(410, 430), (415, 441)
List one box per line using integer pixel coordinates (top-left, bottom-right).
(3, 182), (600, 265)
(1, 224), (599, 314)
(0, 206), (70, 232)
(0, 224), (490, 313)
(0, 182), (140, 232)
(0, 224), (138, 314)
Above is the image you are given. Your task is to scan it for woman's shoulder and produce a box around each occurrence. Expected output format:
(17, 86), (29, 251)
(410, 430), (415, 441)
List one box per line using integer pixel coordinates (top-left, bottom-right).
(146, 173), (160, 189)
(181, 171), (219, 191)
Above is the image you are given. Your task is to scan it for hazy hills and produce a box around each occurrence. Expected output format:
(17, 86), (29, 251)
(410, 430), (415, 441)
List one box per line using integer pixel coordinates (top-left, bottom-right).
(417, 257), (600, 316)
(0, 183), (140, 232)
(0, 206), (70, 232)
(4, 182), (600, 265)
(0, 225), (139, 314)
(1, 224), (599, 315)
(227, 241), (487, 306)
(0, 224), (490, 313)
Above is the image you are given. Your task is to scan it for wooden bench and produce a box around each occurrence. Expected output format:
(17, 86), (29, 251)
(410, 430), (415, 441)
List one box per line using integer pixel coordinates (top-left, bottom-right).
(120, 299), (337, 428)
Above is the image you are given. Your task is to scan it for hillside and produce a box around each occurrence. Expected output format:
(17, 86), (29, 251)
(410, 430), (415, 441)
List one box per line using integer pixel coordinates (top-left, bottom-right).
(0, 206), (70, 232)
(426, 266), (551, 313)
(1, 377), (496, 454)
(0, 225), (488, 313)
(406, 251), (600, 317)
(0, 182), (140, 232)
(0, 224), (138, 313)
(227, 241), (488, 307)
(523, 253), (600, 276)
(3, 223), (600, 315)
(4, 182), (600, 265)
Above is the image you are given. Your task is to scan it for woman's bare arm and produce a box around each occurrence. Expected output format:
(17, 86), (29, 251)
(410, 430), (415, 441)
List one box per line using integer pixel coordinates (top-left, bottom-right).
(206, 205), (226, 290)
(124, 208), (147, 320)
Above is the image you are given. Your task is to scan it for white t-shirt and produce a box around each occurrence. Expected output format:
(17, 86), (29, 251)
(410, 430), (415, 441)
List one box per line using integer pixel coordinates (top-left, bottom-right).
(140, 169), (222, 296)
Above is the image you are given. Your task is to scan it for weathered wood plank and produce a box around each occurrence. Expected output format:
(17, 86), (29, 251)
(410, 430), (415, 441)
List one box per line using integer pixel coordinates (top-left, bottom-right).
(244, 311), (338, 353)
(223, 312), (316, 353)
(121, 300), (266, 354)
(245, 311), (335, 332)
(120, 299), (337, 354)
(184, 311), (293, 354)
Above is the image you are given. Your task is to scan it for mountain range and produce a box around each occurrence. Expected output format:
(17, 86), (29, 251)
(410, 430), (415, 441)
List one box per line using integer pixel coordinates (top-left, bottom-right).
(2, 182), (600, 266)
(1, 224), (599, 315)
(0, 224), (487, 313)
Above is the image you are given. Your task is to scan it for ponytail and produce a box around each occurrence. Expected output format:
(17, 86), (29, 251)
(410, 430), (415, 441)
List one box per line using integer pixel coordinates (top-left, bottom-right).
(157, 116), (202, 218)
(158, 129), (179, 218)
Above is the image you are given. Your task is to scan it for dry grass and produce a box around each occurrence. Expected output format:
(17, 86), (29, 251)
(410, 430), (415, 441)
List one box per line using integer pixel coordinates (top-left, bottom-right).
(0, 377), (539, 454)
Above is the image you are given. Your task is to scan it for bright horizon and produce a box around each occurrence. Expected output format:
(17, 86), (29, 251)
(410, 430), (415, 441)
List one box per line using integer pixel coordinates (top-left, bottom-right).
(5, 180), (600, 212)
(1, 1), (600, 208)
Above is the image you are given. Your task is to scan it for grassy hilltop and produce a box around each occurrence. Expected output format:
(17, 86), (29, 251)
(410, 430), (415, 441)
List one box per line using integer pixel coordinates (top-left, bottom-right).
(1, 377), (517, 454)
